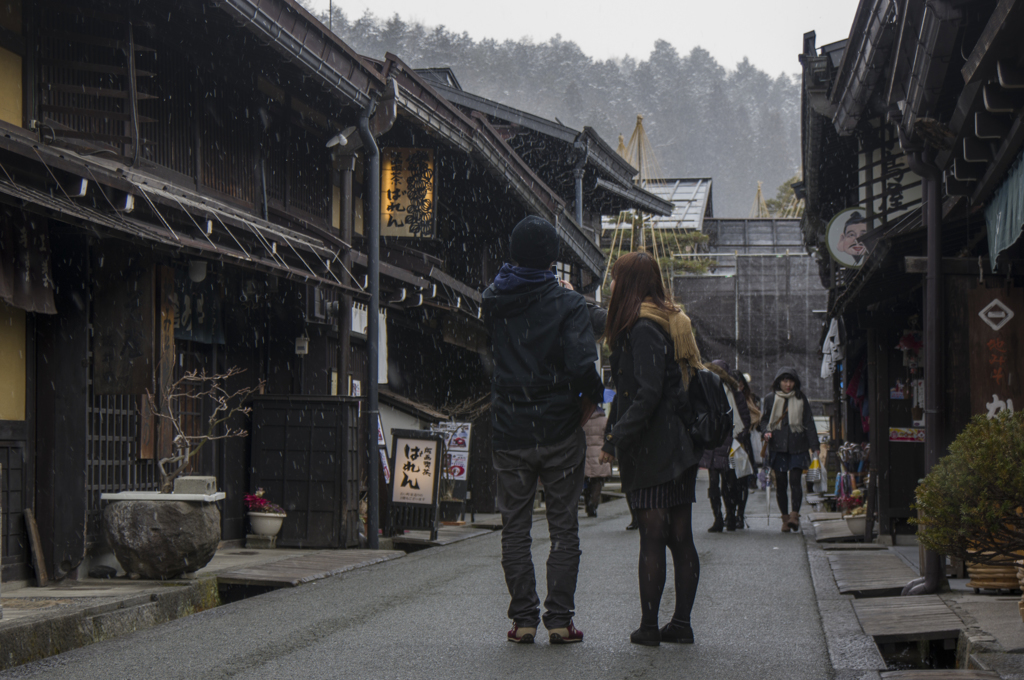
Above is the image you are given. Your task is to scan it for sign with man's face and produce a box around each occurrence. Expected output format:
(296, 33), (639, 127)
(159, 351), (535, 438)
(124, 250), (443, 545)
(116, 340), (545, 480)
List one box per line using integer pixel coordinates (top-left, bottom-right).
(825, 208), (871, 268)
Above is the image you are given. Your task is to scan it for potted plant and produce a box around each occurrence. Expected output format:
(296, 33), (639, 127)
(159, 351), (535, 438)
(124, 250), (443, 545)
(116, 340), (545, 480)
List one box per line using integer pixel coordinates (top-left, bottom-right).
(102, 367), (263, 579)
(245, 488), (287, 537)
(913, 411), (1024, 587)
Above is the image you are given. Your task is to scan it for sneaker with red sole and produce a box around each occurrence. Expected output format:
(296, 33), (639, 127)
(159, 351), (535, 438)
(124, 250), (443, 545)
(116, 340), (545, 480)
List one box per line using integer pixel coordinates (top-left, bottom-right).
(548, 620), (584, 644)
(507, 623), (537, 643)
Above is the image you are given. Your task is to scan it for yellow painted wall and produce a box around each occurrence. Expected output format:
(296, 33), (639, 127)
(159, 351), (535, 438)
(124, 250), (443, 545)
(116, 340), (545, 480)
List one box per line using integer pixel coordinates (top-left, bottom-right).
(0, 302), (26, 421)
(0, 48), (21, 126)
(332, 184), (341, 230)
(0, 0), (23, 127)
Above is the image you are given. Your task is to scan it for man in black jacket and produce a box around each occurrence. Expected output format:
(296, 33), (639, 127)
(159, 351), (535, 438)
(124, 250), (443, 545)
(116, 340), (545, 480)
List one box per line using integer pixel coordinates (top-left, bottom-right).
(483, 216), (603, 645)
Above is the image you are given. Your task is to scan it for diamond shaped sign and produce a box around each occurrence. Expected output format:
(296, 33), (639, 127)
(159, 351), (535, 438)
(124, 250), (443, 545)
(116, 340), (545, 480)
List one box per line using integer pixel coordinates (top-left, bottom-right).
(979, 298), (1015, 332)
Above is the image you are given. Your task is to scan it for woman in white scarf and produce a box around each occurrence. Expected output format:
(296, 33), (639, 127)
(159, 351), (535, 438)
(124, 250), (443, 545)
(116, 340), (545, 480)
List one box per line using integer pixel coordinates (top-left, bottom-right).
(759, 367), (819, 532)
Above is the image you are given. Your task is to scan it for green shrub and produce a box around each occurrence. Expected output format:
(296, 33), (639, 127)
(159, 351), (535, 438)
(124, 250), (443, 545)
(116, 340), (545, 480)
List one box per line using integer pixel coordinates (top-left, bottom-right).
(913, 410), (1024, 566)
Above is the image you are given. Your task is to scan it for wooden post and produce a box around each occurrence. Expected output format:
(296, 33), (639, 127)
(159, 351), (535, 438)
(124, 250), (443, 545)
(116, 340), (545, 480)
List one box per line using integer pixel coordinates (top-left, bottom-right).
(156, 266), (176, 469)
(24, 506), (49, 587)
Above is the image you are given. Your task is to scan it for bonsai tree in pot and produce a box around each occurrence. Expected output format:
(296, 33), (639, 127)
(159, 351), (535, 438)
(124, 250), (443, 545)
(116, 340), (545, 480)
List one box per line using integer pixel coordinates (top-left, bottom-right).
(103, 367), (263, 579)
(147, 366), (264, 493)
(914, 410), (1024, 568)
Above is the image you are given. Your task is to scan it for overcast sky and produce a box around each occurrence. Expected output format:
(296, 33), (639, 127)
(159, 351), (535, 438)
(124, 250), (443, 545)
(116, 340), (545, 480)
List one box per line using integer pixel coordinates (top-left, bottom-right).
(308, 0), (861, 77)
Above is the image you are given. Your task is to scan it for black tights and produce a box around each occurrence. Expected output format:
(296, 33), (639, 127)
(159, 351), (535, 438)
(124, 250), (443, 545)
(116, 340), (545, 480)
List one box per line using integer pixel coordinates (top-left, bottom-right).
(775, 468), (803, 514)
(636, 505), (700, 629)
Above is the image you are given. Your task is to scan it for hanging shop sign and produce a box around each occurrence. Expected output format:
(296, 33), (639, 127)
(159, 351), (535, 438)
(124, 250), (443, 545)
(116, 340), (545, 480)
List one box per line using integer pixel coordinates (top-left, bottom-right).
(380, 147), (436, 238)
(825, 207), (871, 268)
(857, 122), (922, 227)
(968, 287), (1024, 419)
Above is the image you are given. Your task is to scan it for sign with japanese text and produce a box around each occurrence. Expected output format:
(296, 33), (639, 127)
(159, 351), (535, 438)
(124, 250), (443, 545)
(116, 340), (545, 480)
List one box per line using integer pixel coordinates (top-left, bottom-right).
(380, 147), (436, 238)
(857, 122), (922, 230)
(391, 433), (442, 506)
(968, 287), (1023, 419)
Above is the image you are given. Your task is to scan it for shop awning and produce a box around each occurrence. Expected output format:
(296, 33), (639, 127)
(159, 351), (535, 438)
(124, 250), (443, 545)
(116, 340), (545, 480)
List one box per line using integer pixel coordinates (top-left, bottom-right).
(985, 147), (1024, 272)
(0, 176), (359, 294)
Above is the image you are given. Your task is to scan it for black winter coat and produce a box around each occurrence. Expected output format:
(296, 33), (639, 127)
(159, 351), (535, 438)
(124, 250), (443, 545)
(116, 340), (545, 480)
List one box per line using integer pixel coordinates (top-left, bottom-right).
(483, 277), (603, 449)
(699, 361), (751, 471)
(601, 319), (698, 493)
(758, 366), (820, 469)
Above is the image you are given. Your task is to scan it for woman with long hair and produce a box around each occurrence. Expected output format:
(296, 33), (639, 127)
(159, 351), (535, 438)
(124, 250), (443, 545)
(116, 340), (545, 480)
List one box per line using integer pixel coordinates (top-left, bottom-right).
(759, 367), (819, 532)
(599, 251), (702, 646)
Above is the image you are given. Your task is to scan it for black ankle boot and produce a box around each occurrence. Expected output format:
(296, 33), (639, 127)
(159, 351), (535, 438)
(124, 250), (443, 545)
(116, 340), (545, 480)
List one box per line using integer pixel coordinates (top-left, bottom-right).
(630, 626), (661, 646)
(708, 506), (724, 532)
(660, 621), (694, 644)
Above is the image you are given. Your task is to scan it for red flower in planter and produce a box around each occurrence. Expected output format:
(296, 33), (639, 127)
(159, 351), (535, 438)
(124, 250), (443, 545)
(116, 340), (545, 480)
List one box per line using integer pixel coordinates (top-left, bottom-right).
(244, 488), (286, 515)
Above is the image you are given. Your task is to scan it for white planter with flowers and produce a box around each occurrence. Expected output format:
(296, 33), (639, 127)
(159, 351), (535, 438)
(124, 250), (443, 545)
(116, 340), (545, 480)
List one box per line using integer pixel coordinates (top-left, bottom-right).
(245, 489), (287, 537)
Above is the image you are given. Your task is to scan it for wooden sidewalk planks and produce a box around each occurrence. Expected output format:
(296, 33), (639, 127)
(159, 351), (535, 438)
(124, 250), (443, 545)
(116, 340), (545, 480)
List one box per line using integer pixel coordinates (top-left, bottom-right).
(828, 551), (919, 596)
(217, 550), (405, 588)
(853, 595), (964, 644)
(880, 672), (1000, 679)
(392, 526), (492, 547)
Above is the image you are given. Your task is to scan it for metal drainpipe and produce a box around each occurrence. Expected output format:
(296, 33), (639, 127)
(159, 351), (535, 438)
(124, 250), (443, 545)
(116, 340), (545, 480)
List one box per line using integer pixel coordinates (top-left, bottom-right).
(900, 142), (943, 596)
(358, 105), (380, 550)
(574, 167), (584, 227)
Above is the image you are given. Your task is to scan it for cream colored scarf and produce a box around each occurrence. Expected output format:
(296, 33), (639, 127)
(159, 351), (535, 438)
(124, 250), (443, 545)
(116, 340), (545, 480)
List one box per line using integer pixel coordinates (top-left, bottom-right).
(637, 301), (704, 387)
(769, 390), (805, 433)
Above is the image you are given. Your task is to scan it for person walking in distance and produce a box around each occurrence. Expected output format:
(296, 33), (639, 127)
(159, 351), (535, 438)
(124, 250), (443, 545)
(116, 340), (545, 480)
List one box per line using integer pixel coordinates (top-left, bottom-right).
(599, 252), (702, 646)
(759, 367), (819, 532)
(583, 405), (611, 517)
(701, 360), (751, 531)
(483, 216), (603, 645)
(733, 371), (762, 525)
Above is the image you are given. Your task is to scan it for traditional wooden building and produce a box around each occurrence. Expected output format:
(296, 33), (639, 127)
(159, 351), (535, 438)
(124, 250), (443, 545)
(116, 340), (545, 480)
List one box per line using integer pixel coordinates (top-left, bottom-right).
(0, 0), (672, 580)
(799, 0), (1024, 560)
(0, 0), (403, 579)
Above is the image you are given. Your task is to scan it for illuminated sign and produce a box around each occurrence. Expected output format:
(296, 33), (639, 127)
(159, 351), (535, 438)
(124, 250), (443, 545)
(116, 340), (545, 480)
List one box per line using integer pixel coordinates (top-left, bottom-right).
(381, 148), (436, 238)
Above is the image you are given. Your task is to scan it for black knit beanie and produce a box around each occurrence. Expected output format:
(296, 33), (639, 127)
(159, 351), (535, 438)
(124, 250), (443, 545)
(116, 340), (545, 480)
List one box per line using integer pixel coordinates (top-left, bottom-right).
(510, 216), (559, 269)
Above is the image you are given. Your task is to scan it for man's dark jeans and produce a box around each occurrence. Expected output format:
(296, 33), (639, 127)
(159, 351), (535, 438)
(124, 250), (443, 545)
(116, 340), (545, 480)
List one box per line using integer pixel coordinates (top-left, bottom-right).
(494, 428), (586, 629)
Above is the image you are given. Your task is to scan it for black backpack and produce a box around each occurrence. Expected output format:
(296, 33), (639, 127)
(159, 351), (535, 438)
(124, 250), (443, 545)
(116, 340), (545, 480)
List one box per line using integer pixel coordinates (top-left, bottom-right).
(681, 369), (733, 450)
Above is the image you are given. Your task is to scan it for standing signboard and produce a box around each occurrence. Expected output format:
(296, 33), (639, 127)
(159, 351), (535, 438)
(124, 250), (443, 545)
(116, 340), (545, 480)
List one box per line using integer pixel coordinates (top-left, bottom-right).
(968, 287), (1024, 419)
(389, 430), (445, 540)
(434, 422), (471, 501)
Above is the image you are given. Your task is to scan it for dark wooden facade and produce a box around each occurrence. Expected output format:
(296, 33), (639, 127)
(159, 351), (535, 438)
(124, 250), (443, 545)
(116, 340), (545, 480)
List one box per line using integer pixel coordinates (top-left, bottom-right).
(0, 0), (665, 580)
(799, 0), (1024, 537)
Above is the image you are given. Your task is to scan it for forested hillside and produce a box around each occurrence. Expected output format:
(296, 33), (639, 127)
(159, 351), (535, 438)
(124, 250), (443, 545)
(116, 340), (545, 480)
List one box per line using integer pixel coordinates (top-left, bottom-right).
(306, 6), (801, 217)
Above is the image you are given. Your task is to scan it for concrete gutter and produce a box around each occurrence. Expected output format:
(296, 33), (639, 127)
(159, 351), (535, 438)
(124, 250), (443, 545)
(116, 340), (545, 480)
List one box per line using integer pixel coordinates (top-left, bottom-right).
(0, 577), (219, 671)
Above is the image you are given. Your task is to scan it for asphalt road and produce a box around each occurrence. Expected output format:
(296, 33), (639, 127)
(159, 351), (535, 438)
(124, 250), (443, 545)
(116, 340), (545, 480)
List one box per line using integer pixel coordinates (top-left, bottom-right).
(2, 475), (831, 680)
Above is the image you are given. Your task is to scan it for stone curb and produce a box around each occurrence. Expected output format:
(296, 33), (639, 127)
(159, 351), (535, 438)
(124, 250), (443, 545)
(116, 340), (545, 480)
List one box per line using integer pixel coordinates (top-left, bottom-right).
(0, 577), (220, 671)
(801, 523), (887, 677)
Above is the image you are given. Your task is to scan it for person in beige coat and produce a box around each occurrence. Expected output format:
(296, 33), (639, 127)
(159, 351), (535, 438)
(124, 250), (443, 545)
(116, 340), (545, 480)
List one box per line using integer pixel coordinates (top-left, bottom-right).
(583, 406), (611, 517)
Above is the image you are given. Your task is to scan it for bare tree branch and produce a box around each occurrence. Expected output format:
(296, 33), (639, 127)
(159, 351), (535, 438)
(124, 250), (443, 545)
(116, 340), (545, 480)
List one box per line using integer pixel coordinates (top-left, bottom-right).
(145, 367), (264, 492)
